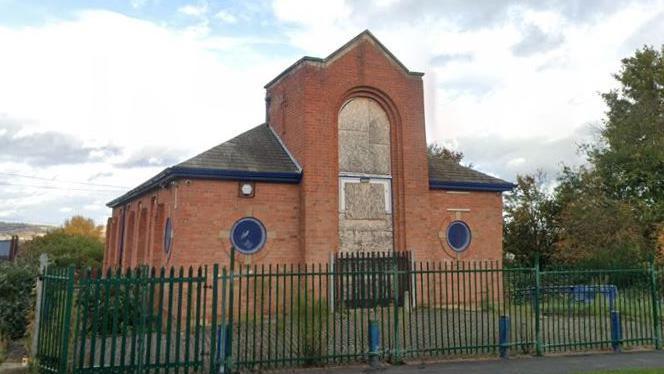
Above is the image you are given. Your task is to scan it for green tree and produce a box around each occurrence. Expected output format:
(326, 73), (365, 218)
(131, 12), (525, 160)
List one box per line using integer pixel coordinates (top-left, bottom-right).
(591, 45), (664, 240)
(427, 143), (465, 164)
(20, 230), (103, 269)
(503, 173), (559, 267)
(62, 215), (104, 240)
(553, 166), (647, 267)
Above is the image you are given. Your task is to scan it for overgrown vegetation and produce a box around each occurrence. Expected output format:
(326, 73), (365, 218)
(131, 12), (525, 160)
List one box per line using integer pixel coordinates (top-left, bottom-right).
(0, 215), (104, 346)
(0, 261), (35, 340)
(504, 45), (664, 269)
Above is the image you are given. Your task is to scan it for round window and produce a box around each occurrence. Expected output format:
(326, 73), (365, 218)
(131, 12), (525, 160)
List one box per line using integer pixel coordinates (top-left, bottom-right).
(447, 220), (471, 252)
(163, 218), (173, 254)
(230, 217), (267, 255)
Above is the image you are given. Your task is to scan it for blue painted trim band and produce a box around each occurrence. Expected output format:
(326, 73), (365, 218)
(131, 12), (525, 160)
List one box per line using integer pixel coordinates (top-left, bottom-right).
(430, 180), (516, 192)
(107, 167), (302, 207)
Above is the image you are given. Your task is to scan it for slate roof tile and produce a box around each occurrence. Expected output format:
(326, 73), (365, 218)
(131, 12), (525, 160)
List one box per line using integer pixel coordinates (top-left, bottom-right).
(177, 123), (299, 173)
(428, 157), (513, 186)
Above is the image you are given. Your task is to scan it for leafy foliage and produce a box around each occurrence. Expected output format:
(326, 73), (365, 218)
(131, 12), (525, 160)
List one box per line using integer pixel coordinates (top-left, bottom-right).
(62, 215), (104, 241)
(427, 143), (465, 164)
(552, 167), (649, 267)
(504, 45), (663, 268)
(20, 230), (104, 269)
(592, 46), (664, 228)
(503, 173), (559, 267)
(0, 262), (36, 340)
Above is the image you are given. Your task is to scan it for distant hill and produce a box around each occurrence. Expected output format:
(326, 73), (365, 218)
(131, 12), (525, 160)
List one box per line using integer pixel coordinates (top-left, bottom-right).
(0, 221), (55, 240)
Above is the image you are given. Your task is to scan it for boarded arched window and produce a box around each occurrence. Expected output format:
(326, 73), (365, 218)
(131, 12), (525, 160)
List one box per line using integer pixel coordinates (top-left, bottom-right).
(338, 97), (394, 253)
(338, 97), (391, 175)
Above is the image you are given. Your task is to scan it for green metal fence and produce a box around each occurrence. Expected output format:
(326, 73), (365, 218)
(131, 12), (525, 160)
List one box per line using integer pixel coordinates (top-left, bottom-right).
(36, 255), (664, 373)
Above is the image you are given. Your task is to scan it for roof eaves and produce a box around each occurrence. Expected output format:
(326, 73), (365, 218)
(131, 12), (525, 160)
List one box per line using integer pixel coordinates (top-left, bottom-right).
(107, 167), (302, 208)
(429, 180), (516, 192)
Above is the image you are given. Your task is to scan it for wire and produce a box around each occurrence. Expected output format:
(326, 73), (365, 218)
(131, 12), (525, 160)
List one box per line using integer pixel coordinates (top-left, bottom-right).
(0, 172), (129, 189)
(0, 181), (124, 193)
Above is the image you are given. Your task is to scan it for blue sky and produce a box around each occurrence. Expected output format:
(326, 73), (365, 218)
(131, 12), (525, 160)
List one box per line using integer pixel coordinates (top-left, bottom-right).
(1, 0), (663, 226)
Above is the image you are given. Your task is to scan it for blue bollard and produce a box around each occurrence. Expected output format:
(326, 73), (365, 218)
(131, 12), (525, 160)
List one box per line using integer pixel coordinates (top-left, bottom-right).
(368, 319), (381, 367)
(611, 310), (622, 352)
(216, 324), (233, 373)
(499, 315), (510, 359)
(216, 324), (226, 361)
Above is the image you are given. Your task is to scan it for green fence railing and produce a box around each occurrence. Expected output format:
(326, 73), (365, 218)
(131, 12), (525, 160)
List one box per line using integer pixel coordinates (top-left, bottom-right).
(35, 255), (664, 373)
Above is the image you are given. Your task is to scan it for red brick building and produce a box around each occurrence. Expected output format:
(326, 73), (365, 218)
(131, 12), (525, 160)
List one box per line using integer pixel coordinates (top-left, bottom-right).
(103, 31), (514, 270)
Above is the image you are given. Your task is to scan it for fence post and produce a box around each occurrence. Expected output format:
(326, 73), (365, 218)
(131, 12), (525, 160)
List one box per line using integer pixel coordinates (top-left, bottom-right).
(210, 264), (219, 374)
(499, 315), (510, 359)
(31, 254), (48, 359)
(534, 259), (543, 356)
(610, 311), (622, 352)
(368, 318), (380, 367)
(650, 261), (661, 350)
(59, 265), (76, 373)
(391, 260), (401, 363)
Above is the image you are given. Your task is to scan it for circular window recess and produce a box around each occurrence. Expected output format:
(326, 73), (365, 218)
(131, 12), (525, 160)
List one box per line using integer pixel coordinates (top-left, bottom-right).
(447, 220), (471, 252)
(163, 218), (173, 255)
(230, 217), (267, 255)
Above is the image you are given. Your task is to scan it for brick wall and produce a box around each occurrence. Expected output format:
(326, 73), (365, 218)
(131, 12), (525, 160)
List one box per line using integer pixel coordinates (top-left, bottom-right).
(103, 33), (505, 269)
(266, 34), (430, 264)
(104, 180), (301, 269)
(427, 190), (504, 262)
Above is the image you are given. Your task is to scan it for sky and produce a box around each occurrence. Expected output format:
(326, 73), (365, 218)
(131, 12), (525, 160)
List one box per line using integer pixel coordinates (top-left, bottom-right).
(0, 0), (663, 226)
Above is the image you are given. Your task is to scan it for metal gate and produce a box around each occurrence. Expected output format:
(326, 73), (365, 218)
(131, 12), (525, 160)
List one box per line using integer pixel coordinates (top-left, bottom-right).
(36, 266), (76, 373)
(334, 251), (412, 308)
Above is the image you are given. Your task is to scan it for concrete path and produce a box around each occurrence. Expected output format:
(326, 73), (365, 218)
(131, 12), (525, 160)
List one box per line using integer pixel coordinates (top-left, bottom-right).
(304, 351), (664, 374)
(0, 361), (28, 374)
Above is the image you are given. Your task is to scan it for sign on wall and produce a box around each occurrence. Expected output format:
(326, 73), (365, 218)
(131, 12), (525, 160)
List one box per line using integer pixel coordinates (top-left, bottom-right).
(230, 217), (267, 255)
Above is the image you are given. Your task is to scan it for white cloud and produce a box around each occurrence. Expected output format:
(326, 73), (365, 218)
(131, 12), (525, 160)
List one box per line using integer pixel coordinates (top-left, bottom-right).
(215, 10), (237, 24)
(1, 1), (664, 225)
(178, 2), (208, 17)
(0, 10), (289, 224)
(269, 0), (663, 184)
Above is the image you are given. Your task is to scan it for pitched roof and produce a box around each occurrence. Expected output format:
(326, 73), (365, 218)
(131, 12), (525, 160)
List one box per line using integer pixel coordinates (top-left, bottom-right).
(177, 124), (300, 173)
(265, 30), (424, 89)
(107, 124), (301, 207)
(428, 157), (515, 192)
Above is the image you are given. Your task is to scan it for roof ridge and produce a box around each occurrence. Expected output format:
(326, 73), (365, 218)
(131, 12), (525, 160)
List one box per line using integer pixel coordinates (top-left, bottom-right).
(264, 29), (424, 89)
(267, 124), (302, 172)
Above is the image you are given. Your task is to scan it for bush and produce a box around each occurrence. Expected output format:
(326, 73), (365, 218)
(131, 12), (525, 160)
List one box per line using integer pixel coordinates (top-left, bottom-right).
(20, 230), (103, 269)
(0, 262), (36, 340)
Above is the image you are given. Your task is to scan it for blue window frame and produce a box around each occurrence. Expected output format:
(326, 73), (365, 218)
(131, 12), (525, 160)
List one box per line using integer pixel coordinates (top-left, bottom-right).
(447, 220), (471, 252)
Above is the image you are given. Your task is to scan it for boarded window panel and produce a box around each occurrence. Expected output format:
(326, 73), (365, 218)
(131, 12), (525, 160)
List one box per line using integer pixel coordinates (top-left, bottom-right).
(344, 182), (386, 219)
(339, 179), (393, 253)
(338, 98), (391, 175)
